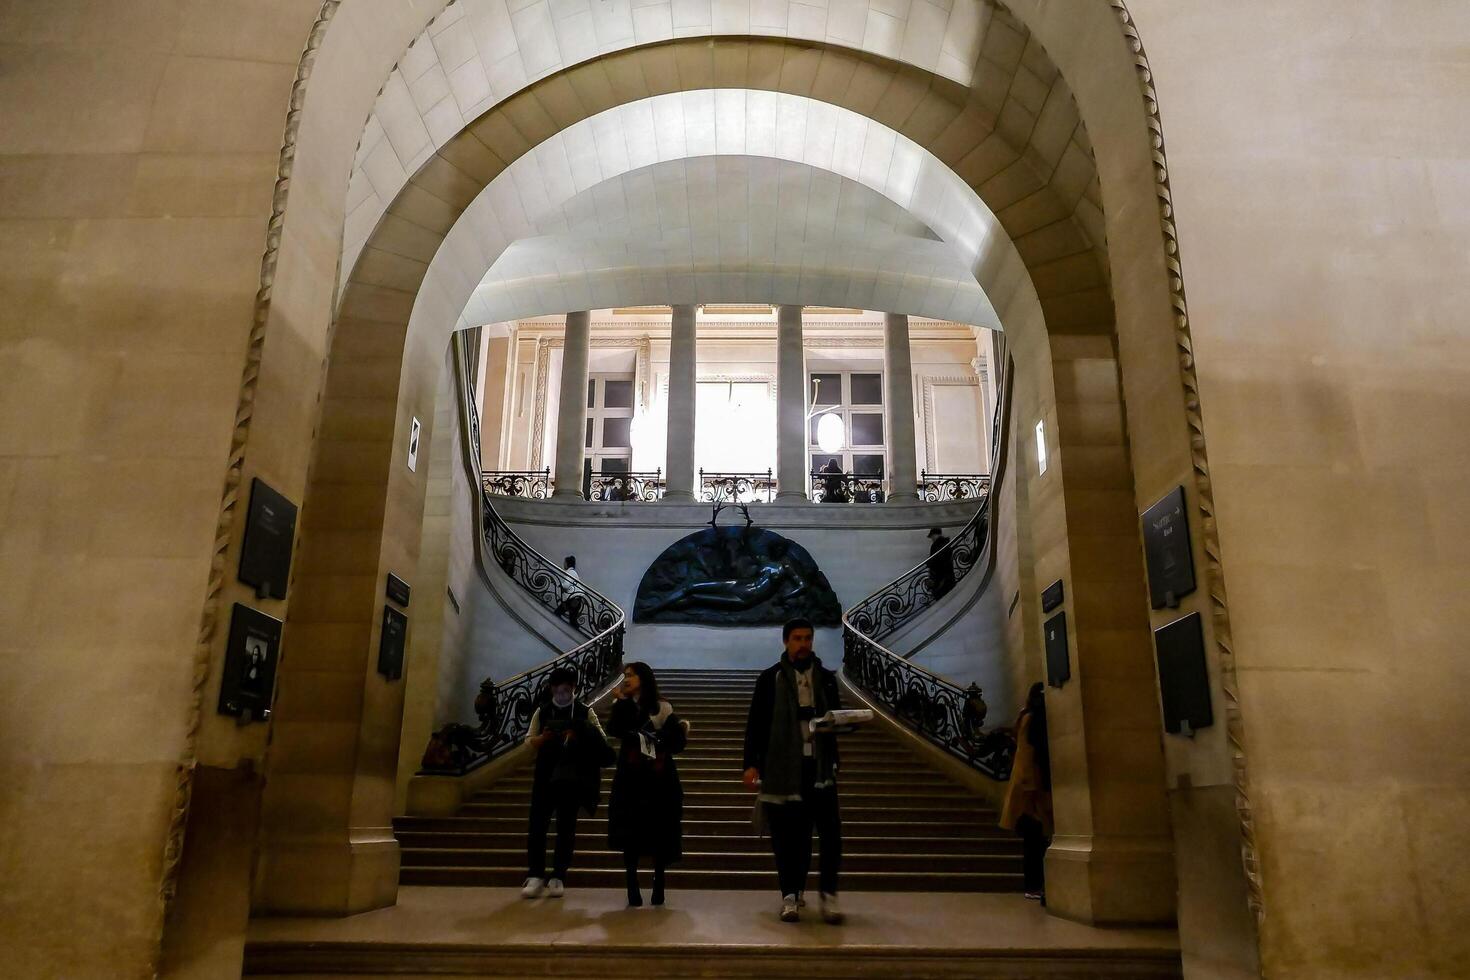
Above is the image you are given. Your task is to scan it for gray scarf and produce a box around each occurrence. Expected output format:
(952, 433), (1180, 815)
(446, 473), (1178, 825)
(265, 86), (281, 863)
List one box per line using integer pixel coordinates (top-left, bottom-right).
(762, 654), (835, 799)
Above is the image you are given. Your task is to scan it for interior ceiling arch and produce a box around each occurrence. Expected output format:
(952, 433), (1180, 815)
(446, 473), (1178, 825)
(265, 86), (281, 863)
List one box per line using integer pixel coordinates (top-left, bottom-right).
(343, 4), (1096, 292)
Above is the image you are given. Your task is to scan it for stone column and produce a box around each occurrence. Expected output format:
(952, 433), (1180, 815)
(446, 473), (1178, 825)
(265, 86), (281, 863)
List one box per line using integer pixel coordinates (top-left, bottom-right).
(663, 304), (697, 501)
(552, 311), (591, 498)
(775, 304), (807, 501)
(883, 312), (919, 502)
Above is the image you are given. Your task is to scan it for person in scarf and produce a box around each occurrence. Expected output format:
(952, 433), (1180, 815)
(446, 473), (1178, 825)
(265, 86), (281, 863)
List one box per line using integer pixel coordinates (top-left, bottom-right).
(606, 661), (689, 907)
(1000, 682), (1053, 902)
(741, 618), (845, 924)
(520, 666), (613, 899)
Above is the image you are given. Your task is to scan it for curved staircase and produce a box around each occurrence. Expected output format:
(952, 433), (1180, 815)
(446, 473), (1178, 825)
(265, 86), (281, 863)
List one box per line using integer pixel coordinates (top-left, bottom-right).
(395, 667), (1023, 892)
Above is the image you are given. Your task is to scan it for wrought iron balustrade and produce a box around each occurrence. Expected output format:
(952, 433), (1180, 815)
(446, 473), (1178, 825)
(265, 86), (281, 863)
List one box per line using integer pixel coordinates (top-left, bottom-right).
(810, 470), (886, 503)
(422, 333), (625, 775)
(918, 472), (992, 503)
(481, 469), (553, 499)
(587, 468), (664, 501)
(699, 469), (776, 503)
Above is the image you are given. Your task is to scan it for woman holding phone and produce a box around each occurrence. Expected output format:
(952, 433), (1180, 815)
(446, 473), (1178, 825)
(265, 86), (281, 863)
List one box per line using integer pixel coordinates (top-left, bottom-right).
(606, 661), (689, 907)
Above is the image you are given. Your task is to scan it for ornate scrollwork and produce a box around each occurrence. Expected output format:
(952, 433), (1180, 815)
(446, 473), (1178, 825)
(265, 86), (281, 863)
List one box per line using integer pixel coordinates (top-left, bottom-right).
(918, 472), (992, 503)
(481, 469), (553, 499)
(846, 502), (989, 641)
(424, 334), (626, 774)
(589, 469), (664, 501)
(699, 469), (776, 503)
(809, 470), (886, 503)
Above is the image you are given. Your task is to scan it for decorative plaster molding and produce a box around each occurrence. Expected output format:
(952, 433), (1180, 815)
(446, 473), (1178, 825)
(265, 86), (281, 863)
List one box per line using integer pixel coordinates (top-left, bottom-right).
(921, 375), (983, 472)
(1111, 0), (1263, 930)
(168, 0), (343, 935)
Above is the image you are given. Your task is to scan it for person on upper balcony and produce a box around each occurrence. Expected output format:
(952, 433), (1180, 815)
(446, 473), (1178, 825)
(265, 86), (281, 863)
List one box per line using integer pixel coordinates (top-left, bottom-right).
(742, 619), (845, 925)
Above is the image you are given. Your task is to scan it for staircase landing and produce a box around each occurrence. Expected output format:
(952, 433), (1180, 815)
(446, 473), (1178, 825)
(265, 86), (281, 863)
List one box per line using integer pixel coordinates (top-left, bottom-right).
(243, 885), (1181, 978)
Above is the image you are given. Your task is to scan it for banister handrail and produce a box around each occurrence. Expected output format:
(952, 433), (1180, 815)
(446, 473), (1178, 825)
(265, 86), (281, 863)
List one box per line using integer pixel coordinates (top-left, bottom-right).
(841, 348), (1015, 780)
(419, 332), (625, 775)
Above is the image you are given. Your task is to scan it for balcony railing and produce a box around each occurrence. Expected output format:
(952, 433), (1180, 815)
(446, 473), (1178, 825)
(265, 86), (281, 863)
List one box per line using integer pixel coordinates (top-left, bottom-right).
(699, 468), (776, 503)
(810, 470), (886, 503)
(918, 471), (992, 502)
(587, 468), (665, 501)
(481, 469), (553, 499)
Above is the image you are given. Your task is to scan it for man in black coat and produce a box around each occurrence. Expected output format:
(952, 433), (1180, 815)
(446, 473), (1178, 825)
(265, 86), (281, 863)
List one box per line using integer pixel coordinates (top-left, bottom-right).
(927, 527), (955, 598)
(742, 618), (845, 924)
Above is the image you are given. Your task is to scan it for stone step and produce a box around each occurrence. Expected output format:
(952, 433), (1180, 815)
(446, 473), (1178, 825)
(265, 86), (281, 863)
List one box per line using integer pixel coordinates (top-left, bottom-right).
(472, 788), (990, 811)
(396, 816), (1015, 840)
(401, 848), (1021, 874)
(394, 832), (1021, 854)
(457, 802), (992, 824)
(399, 866), (1022, 892)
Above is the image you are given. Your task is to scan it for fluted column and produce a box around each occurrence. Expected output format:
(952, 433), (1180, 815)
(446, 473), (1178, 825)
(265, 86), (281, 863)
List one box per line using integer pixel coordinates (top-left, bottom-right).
(552, 310), (591, 498)
(883, 312), (919, 502)
(775, 304), (807, 501)
(663, 304), (698, 501)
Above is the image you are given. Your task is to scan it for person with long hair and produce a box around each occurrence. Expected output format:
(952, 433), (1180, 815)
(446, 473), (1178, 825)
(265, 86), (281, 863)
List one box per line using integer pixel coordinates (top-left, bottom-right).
(606, 661), (689, 907)
(1000, 682), (1053, 901)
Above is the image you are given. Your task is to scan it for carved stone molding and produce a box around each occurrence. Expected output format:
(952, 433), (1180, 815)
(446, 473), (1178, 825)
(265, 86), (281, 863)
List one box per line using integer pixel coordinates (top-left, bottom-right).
(169, 0), (343, 938)
(1111, 0), (1263, 930)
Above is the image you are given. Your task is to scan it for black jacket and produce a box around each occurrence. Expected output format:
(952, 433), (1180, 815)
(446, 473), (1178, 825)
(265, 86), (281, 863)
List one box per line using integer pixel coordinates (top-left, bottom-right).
(606, 697), (687, 860)
(742, 656), (841, 774)
(530, 700), (615, 815)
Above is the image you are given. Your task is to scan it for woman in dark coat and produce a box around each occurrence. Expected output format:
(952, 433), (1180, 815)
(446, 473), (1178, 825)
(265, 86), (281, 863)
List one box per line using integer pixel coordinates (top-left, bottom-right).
(607, 661), (689, 907)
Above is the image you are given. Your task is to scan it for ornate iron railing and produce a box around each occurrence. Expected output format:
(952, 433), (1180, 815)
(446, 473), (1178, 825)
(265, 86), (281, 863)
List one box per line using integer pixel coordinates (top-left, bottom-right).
(918, 472), (992, 503)
(810, 470), (886, 503)
(482, 469), (553, 499)
(421, 333), (625, 775)
(699, 468), (776, 503)
(588, 469), (664, 501)
(840, 351), (1014, 780)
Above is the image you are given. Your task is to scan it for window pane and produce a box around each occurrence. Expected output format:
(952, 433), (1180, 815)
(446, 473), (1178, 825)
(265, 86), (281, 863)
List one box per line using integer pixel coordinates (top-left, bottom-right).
(601, 416), (632, 448)
(587, 379), (596, 408)
(585, 418), (593, 448)
(850, 412), (884, 446)
(850, 373), (883, 405)
(853, 453), (885, 476)
(811, 454), (842, 473)
(810, 373), (841, 406)
(603, 379), (634, 408)
(600, 457), (629, 473)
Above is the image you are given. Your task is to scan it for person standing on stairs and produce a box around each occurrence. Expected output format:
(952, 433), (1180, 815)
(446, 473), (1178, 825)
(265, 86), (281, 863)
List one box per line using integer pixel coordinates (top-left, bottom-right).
(552, 555), (585, 629)
(742, 618), (845, 925)
(1000, 682), (1053, 903)
(927, 527), (956, 599)
(607, 662), (689, 908)
(521, 666), (614, 900)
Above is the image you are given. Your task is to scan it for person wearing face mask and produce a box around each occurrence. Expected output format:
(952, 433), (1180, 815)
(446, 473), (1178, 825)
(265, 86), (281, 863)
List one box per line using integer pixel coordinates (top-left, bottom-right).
(521, 666), (613, 899)
(742, 619), (845, 924)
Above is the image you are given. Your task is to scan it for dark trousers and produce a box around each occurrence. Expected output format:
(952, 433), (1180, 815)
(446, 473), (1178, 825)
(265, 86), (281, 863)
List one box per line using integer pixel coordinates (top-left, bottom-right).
(624, 850), (667, 897)
(1017, 814), (1049, 894)
(526, 785), (580, 879)
(766, 760), (842, 897)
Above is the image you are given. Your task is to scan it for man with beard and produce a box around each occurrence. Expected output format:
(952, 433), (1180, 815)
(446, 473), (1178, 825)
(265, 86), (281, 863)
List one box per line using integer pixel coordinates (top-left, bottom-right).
(742, 619), (845, 924)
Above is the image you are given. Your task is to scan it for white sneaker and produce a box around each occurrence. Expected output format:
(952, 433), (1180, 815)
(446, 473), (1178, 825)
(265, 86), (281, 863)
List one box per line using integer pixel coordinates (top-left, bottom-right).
(820, 892), (844, 924)
(780, 894), (800, 922)
(521, 877), (545, 899)
(546, 877), (565, 898)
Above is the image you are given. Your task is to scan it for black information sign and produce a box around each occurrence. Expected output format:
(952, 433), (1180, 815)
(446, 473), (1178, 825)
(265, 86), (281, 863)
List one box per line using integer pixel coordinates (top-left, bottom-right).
(378, 606), (408, 680)
(1044, 612), (1070, 688)
(1041, 579), (1065, 613)
(218, 604), (282, 723)
(238, 478), (298, 600)
(1141, 485), (1196, 609)
(1154, 612), (1213, 736)
(386, 572), (411, 607)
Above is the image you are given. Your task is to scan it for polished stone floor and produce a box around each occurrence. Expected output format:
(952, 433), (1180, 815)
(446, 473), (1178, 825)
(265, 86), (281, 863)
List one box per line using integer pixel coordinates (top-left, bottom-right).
(248, 885), (1179, 954)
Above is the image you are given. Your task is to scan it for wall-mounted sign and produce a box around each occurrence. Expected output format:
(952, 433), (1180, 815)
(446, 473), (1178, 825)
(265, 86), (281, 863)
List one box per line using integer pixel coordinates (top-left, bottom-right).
(407, 417), (421, 472)
(386, 572), (411, 607)
(1041, 579), (1065, 614)
(218, 604), (281, 723)
(378, 605), (408, 680)
(1154, 612), (1213, 736)
(238, 478), (297, 600)
(1044, 612), (1070, 688)
(1141, 485), (1196, 609)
